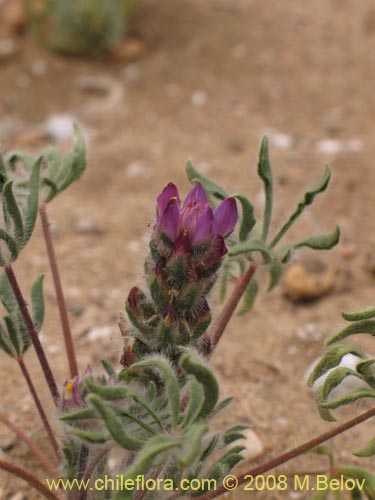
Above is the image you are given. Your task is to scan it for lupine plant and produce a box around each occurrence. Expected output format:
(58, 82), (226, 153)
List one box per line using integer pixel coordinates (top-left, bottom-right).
(0, 135), (373, 500)
(23, 0), (137, 54)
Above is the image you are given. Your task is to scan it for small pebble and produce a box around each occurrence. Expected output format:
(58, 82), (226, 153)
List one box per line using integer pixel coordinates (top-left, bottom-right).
(44, 114), (76, 142)
(125, 161), (151, 179)
(74, 218), (104, 235)
(31, 59), (48, 77)
(87, 325), (112, 342)
(316, 139), (343, 155)
(191, 90), (207, 108)
(239, 429), (264, 462)
(283, 263), (336, 301)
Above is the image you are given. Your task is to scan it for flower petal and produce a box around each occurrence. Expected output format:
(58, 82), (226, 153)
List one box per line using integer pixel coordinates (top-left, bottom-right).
(183, 182), (208, 208)
(191, 205), (214, 245)
(157, 182), (180, 214)
(158, 198), (179, 241)
(205, 235), (228, 266)
(214, 197), (238, 237)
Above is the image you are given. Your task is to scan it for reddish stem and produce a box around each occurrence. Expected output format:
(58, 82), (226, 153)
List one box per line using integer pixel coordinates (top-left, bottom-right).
(195, 406), (375, 500)
(5, 264), (60, 403)
(0, 460), (59, 500)
(0, 410), (57, 477)
(210, 262), (257, 349)
(39, 203), (78, 378)
(18, 357), (60, 461)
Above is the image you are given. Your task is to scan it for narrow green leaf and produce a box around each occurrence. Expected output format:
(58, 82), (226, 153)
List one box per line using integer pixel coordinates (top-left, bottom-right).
(30, 275), (44, 333)
(325, 319), (375, 346)
(353, 437), (375, 457)
(55, 125), (86, 194)
(0, 229), (19, 264)
(312, 444), (335, 467)
(114, 435), (181, 500)
(3, 181), (24, 245)
(0, 272), (17, 314)
(101, 359), (115, 376)
(268, 258), (283, 291)
(294, 225), (340, 251)
(257, 136), (273, 242)
(307, 345), (366, 387)
(22, 157), (42, 246)
(3, 315), (21, 357)
(185, 160), (228, 200)
(179, 351), (219, 421)
(178, 424), (208, 467)
(0, 323), (15, 357)
(322, 367), (365, 400)
(229, 239), (272, 262)
(338, 467), (375, 499)
(234, 194), (256, 241)
(238, 278), (258, 316)
(321, 388), (375, 409)
(315, 386), (336, 422)
(60, 407), (98, 421)
(356, 359), (375, 388)
(131, 357), (180, 428)
(70, 428), (109, 444)
(85, 379), (163, 429)
(342, 307), (375, 321)
(88, 395), (144, 450)
(269, 165), (331, 248)
(180, 375), (204, 430)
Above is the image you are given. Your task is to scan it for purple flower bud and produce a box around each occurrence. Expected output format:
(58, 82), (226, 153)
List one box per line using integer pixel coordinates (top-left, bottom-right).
(63, 377), (83, 409)
(214, 197), (238, 238)
(157, 197), (180, 241)
(157, 182), (180, 215)
(190, 205), (215, 245)
(205, 235), (228, 266)
(183, 182), (208, 208)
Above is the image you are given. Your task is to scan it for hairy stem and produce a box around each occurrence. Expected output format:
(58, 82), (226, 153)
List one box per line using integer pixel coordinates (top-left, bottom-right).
(0, 410), (57, 477)
(40, 203), (78, 378)
(209, 262), (257, 349)
(5, 264), (60, 403)
(196, 406), (375, 500)
(18, 358), (60, 461)
(0, 460), (59, 500)
(78, 444), (114, 500)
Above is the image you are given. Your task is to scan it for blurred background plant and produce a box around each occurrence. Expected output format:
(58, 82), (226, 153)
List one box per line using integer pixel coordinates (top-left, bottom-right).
(23, 0), (137, 54)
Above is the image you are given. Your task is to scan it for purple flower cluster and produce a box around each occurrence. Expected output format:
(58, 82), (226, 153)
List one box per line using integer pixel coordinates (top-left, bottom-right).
(155, 182), (238, 259)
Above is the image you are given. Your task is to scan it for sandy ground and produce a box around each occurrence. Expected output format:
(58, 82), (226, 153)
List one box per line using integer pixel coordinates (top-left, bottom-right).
(0, 0), (374, 498)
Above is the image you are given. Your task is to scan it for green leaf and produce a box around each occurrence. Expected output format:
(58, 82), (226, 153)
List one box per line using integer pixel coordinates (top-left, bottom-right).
(307, 345), (366, 387)
(101, 359), (115, 376)
(314, 386), (336, 422)
(0, 229), (19, 265)
(322, 367), (365, 400)
(88, 395), (144, 450)
(353, 437), (375, 457)
(60, 407), (98, 421)
(342, 307), (375, 321)
(180, 350), (219, 421)
(338, 467), (375, 499)
(3, 181), (24, 245)
(3, 315), (21, 357)
(131, 357), (180, 428)
(180, 375), (204, 430)
(234, 194), (256, 241)
(294, 225), (340, 251)
(268, 258), (283, 291)
(229, 239), (272, 262)
(54, 124), (86, 196)
(325, 319), (375, 346)
(22, 157), (42, 247)
(269, 165), (332, 248)
(85, 379), (163, 429)
(321, 388), (375, 409)
(30, 275), (45, 334)
(0, 325), (14, 357)
(178, 424), (208, 467)
(257, 136), (273, 242)
(356, 359), (375, 388)
(237, 278), (258, 316)
(312, 444), (335, 467)
(70, 427), (109, 444)
(185, 160), (228, 200)
(114, 435), (181, 500)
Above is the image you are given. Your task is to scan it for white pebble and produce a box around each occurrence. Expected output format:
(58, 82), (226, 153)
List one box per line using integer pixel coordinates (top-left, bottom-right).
(44, 114), (76, 142)
(87, 326), (112, 342)
(191, 90), (207, 108)
(125, 161), (151, 179)
(316, 139), (343, 155)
